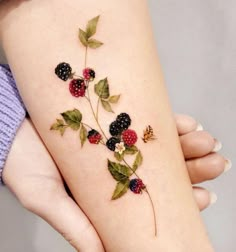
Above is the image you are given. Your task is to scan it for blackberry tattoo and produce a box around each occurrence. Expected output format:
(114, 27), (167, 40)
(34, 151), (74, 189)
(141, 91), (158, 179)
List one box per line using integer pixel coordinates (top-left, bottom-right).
(55, 62), (72, 81)
(50, 16), (157, 236)
(106, 137), (120, 151)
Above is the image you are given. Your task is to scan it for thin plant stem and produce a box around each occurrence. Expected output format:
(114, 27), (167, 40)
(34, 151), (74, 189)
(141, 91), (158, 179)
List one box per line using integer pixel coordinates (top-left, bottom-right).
(123, 157), (157, 236)
(83, 41), (157, 236)
(100, 140), (106, 146)
(81, 122), (93, 130)
(96, 97), (100, 120)
(144, 187), (157, 237)
(85, 46), (88, 68)
(85, 90), (108, 140)
(84, 46), (108, 140)
(122, 158), (141, 179)
(73, 74), (83, 79)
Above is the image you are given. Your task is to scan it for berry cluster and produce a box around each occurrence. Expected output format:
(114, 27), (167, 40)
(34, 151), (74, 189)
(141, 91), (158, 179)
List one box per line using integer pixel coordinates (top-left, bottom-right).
(109, 113), (131, 136)
(129, 178), (146, 194)
(106, 113), (137, 151)
(55, 63), (95, 98)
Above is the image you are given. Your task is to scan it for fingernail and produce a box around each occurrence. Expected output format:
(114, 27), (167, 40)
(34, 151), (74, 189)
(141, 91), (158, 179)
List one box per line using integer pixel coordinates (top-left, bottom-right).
(209, 192), (217, 205)
(212, 139), (222, 152)
(196, 122), (203, 131)
(224, 159), (232, 173)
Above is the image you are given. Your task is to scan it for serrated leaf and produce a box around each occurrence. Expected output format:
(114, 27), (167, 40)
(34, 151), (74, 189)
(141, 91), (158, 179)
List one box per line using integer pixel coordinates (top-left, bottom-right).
(80, 124), (87, 147)
(109, 95), (120, 103)
(94, 78), (110, 99)
(79, 29), (88, 47)
(50, 119), (67, 136)
(101, 99), (114, 113)
(111, 180), (130, 200)
(124, 146), (139, 155)
(132, 151), (143, 172)
(61, 109), (82, 130)
(108, 160), (131, 182)
(114, 152), (124, 161)
(87, 39), (103, 48)
(86, 16), (100, 38)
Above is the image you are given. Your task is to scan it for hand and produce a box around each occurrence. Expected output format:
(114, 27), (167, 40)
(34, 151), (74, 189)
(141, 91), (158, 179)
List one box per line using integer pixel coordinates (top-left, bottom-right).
(3, 114), (230, 251)
(175, 114), (231, 209)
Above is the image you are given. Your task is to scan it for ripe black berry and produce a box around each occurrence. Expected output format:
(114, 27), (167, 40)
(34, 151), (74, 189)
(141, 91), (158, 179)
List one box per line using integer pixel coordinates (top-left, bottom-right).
(106, 137), (120, 151)
(109, 121), (122, 136)
(55, 62), (72, 81)
(116, 113), (131, 131)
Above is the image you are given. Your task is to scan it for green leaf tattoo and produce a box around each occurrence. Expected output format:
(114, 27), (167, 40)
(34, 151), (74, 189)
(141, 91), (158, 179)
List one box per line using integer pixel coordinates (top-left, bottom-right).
(94, 78), (110, 99)
(111, 180), (130, 200)
(124, 145), (139, 155)
(86, 16), (100, 38)
(80, 124), (88, 147)
(132, 151), (143, 172)
(109, 95), (121, 103)
(108, 160), (131, 182)
(79, 29), (88, 47)
(114, 151), (124, 162)
(101, 99), (114, 113)
(88, 38), (103, 48)
(50, 119), (67, 136)
(61, 109), (82, 130)
(52, 15), (157, 237)
(78, 16), (103, 49)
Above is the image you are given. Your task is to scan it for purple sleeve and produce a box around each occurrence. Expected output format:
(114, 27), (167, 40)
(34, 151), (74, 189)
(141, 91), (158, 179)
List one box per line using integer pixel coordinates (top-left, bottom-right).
(0, 64), (26, 185)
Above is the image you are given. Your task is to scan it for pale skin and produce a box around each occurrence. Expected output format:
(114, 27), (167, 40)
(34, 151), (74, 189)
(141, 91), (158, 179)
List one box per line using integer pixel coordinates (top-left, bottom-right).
(3, 115), (229, 251)
(0, 0), (229, 251)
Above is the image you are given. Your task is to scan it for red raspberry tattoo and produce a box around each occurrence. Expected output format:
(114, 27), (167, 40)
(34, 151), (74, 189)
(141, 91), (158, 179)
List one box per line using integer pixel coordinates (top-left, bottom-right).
(83, 68), (95, 81)
(69, 79), (86, 97)
(87, 129), (102, 144)
(122, 129), (138, 146)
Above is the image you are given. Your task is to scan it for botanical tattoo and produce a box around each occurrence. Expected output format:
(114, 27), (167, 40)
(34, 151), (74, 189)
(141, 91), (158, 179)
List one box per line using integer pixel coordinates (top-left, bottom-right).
(51, 16), (157, 236)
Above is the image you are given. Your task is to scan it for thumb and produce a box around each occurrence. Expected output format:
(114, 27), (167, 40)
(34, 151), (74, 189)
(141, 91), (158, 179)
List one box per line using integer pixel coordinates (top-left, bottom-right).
(35, 193), (104, 252)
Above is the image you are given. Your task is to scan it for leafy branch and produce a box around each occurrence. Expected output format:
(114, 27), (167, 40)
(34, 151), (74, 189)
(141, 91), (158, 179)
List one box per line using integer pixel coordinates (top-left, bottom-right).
(51, 15), (157, 236)
(79, 16), (103, 49)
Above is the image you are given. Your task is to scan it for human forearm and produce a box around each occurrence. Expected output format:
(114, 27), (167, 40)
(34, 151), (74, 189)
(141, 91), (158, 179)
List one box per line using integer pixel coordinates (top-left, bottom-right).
(0, 0), (213, 251)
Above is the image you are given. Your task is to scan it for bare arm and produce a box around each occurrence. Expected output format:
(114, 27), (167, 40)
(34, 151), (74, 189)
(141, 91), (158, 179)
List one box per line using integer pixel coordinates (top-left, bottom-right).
(0, 0), (213, 251)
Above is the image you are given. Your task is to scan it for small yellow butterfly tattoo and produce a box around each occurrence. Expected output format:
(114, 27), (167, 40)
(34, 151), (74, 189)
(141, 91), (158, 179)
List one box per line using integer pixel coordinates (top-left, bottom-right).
(142, 125), (156, 143)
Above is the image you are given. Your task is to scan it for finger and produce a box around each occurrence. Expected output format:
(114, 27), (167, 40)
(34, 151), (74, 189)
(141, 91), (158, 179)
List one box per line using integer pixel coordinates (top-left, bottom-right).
(180, 130), (219, 159)
(193, 187), (217, 211)
(186, 153), (231, 184)
(36, 193), (105, 252)
(175, 114), (202, 136)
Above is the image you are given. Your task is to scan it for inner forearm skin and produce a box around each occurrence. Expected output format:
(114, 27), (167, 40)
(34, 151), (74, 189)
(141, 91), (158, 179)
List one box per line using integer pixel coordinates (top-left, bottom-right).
(0, 0), (213, 251)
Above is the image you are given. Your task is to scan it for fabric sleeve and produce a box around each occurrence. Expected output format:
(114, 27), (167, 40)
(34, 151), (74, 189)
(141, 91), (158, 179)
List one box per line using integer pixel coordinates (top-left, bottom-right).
(0, 64), (26, 185)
